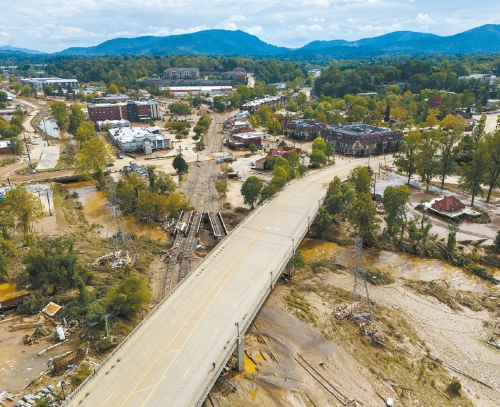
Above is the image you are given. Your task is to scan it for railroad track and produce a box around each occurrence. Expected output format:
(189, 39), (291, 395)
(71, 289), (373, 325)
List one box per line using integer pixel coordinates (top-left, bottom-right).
(294, 354), (363, 407)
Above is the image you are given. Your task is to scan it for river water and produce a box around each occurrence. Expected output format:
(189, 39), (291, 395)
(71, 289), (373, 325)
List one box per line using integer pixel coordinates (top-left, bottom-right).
(41, 118), (70, 140)
(66, 181), (166, 240)
(298, 238), (500, 293)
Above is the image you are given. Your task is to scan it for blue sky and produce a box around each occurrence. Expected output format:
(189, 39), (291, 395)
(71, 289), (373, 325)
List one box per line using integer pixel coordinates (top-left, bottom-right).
(1, 0), (499, 52)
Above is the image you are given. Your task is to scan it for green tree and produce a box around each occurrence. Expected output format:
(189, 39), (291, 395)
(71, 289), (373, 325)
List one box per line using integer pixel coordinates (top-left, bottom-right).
(136, 191), (169, 221)
(164, 191), (190, 217)
(193, 125), (205, 137)
(107, 274), (151, 319)
(394, 131), (421, 185)
(50, 102), (69, 131)
(9, 137), (24, 155)
(325, 142), (335, 164)
(313, 207), (332, 233)
(173, 154), (188, 174)
(249, 143), (258, 153)
(107, 83), (119, 94)
(312, 136), (326, 152)
(349, 193), (379, 244)
(436, 131), (461, 189)
(383, 185), (411, 242)
(169, 103), (192, 115)
(70, 362), (92, 387)
(3, 187), (45, 236)
(241, 176), (263, 208)
(494, 230), (500, 253)
(415, 130), (439, 191)
(484, 127), (500, 202)
(325, 177), (355, 217)
(75, 121), (97, 143)
(298, 164), (308, 176)
(309, 150), (326, 167)
(349, 166), (372, 195)
(22, 238), (92, 289)
(271, 166), (288, 189)
(260, 183), (278, 200)
(213, 96), (226, 113)
(68, 104), (87, 135)
(74, 138), (114, 188)
(287, 151), (299, 169)
(290, 251), (306, 270)
(458, 146), (487, 206)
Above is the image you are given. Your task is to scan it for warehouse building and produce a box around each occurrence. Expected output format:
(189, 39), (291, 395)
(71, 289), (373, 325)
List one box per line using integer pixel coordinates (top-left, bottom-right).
(87, 100), (160, 123)
(21, 77), (79, 91)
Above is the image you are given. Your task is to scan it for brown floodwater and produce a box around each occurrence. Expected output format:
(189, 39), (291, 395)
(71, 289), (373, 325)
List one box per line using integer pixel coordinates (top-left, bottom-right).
(66, 181), (166, 240)
(298, 238), (500, 293)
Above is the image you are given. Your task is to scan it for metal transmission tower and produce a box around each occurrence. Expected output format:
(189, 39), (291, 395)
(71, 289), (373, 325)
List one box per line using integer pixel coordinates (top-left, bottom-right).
(106, 180), (139, 265)
(351, 236), (378, 337)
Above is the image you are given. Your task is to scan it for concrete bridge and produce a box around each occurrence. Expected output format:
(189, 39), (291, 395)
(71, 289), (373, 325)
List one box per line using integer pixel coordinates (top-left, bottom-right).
(65, 158), (388, 407)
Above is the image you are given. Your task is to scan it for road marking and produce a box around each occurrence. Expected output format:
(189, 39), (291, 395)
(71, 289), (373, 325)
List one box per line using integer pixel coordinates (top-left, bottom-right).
(160, 348), (181, 357)
(171, 316), (178, 323)
(233, 301), (239, 308)
(142, 348), (151, 358)
(212, 329), (218, 337)
(131, 385), (156, 395)
(184, 365), (192, 377)
(102, 392), (114, 405)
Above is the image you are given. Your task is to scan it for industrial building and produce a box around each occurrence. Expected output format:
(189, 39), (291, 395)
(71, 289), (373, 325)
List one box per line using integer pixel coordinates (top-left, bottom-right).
(87, 100), (160, 123)
(96, 119), (131, 131)
(228, 133), (262, 150)
(240, 95), (289, 113)
(21, 77), (79, 90)
(162, 86), (234, 97)
(108, 126), (172, 154)
(94, 94), (130, 103)
(282, 119), (402, 156)
(164, 68), (200, 80)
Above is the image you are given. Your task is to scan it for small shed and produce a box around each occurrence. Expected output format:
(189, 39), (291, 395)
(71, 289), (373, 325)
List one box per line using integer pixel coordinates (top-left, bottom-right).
(42, 302), (62, 318)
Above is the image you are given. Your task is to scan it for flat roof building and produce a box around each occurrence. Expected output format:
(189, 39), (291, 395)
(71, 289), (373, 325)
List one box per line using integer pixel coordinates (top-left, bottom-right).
(21, 77), (79, 90)
(161, 86), (234, 97)
(109, 127), (172, 154)
(164, 68), (200, 80)
(87, 100), (160, 123)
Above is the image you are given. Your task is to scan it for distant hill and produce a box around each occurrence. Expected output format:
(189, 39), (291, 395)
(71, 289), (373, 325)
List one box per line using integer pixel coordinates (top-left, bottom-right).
(53, 24), (500, 57)
(297, 25), (500, 56)
(58, 30), (289, 56)
(0, 46), (45, 54)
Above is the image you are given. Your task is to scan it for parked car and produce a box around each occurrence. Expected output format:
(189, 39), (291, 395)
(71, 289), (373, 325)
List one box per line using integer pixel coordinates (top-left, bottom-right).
(106, 163), (114, 167)
(117, 153), (123, 159)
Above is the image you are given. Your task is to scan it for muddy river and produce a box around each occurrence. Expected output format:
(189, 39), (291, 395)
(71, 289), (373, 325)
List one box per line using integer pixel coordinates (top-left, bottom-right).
(66, 181), (166, 240)
(41, 118), (70, 140)
(298, 238), (500, 293)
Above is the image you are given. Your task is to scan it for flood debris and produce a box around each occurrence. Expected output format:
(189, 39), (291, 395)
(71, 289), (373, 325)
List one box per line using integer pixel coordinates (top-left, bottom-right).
(92, 250), (132, 268)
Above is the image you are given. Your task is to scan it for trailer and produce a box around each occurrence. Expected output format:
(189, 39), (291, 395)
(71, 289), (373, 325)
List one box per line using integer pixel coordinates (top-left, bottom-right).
(53, 348), (85, 374)
(216, 155), (235, 164)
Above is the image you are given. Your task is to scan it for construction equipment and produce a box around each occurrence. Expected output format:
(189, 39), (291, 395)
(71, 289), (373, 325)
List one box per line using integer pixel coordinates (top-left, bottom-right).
(98, 315), (114, 351)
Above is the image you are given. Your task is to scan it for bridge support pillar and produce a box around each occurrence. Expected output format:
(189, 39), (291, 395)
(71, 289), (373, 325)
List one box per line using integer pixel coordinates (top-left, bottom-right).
(236, 336), (245, 372)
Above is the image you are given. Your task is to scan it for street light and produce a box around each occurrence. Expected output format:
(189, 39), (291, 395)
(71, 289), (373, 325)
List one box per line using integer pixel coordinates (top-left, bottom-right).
(61, 381), (66, 400)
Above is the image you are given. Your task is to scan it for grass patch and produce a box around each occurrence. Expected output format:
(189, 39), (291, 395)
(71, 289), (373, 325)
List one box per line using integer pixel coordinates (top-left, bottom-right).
(286, 289), (316, 324)
(364, 268), (395, 285)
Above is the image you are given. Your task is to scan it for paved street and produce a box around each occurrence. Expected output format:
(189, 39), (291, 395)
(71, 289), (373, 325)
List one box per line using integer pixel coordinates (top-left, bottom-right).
(66, 155), (391, 407)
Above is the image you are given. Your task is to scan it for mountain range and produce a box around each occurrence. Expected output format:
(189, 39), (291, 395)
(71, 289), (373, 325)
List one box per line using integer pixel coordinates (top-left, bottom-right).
(2, 24), (500, 57)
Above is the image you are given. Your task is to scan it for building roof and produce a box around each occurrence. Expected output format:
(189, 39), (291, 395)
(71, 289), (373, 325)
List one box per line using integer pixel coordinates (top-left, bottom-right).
(0, 141), (11, 148)
(432, 196), (465, 212)
(268, 146), (301, 158)
(0, 283), (28, 303)
(109, 127), (169, 144)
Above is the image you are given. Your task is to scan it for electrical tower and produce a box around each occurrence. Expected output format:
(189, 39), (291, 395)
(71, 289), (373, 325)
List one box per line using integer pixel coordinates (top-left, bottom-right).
(351, 236), (379, 337)
(106, 180), (139, 265)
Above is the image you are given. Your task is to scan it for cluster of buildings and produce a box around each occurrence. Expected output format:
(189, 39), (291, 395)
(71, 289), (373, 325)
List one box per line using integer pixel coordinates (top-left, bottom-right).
(96, 119), (131, 130)
(20, 77), (79, 91)
(87, 100), (160, 123)
(240, 95), (289, 113)
(108, 126), (172, 154)
(282, 119), (403, 156)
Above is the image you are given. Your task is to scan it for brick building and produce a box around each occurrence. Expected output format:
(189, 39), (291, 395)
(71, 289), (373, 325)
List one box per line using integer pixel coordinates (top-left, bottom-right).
(221, 67), (247, 83)
(87, 100), (160, 123)
(282, 119), (402, 156)
(228, 133), (262, 149)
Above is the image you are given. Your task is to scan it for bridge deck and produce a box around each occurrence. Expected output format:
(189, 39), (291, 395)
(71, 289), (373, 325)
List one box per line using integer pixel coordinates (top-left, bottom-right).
(67, 166), (337, 407)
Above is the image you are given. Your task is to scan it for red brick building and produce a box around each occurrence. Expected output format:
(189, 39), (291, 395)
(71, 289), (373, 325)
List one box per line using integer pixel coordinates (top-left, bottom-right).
(87, 100), (160, 123)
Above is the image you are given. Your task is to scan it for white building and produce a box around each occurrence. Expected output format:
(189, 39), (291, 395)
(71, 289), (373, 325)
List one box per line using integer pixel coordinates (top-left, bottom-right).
(161, 86), (234, 97)
(96, 119), (131, 130)
(21, 77), (79, 90)
(108, 127), (172, 154)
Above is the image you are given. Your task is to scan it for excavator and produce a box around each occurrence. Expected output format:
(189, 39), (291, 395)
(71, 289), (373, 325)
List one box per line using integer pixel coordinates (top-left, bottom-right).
(98, 315), (114, 351)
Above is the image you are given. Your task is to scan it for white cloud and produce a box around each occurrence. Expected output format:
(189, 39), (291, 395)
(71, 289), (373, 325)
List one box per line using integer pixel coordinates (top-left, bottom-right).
(296, 24), (325, 32)
(358, 23), (401, 32)
(227, 15), (246, 22)
(309, 17), (325, 22)
(346, 18), (358, 23)
(301, 0), (330, 7)
(246, 26), (263, 35)
(415, 13), (434, 27)
(329, 24), (340, 31)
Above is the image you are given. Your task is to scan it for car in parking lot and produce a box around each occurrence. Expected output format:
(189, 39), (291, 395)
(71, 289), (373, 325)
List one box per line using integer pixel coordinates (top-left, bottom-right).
(251, 161), (255, 166)
(106, 163), (114, 167)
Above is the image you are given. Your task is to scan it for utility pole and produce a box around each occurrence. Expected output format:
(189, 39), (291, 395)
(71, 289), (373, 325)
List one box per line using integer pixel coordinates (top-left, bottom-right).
(373, 173), (378, 196)
(22, 132), (33, 171)
(46, 190), (52, 216)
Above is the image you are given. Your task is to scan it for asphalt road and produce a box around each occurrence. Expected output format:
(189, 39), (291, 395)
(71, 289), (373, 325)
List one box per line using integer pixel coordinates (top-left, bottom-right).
(66, 155), (390, 407)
